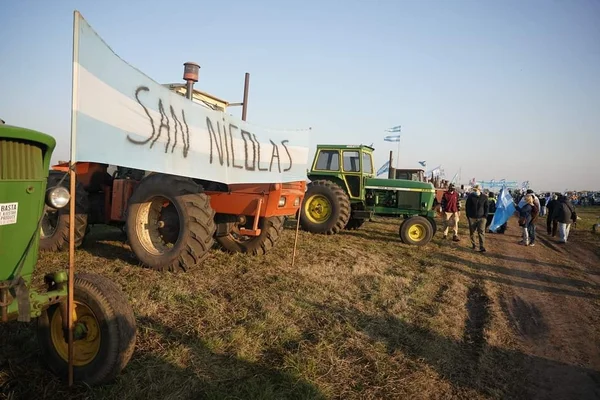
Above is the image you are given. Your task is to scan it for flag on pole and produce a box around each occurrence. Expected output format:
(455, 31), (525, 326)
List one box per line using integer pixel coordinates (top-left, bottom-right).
(384, 135), (401, 142)
(376, 160), (390, 176)
(385, 125), (402, 133)
(450, 171), (459, 184)
(490, 187), (516, 232)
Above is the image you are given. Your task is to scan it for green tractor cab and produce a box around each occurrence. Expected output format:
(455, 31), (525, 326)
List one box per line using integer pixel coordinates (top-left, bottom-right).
(0, 124), (136, 385)
(301, 144), (437, 246)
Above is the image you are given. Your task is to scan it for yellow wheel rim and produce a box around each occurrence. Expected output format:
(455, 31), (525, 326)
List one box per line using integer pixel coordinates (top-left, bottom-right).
(50, 302), (101, 366)
(408, 223), (427, 242)
(304, 194), (332, 224)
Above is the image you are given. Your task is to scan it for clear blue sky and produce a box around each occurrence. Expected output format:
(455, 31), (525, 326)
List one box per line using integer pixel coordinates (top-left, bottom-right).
(1, 0), (599, 191)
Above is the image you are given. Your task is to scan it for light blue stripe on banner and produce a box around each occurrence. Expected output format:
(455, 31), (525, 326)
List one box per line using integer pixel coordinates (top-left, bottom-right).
(75, 112), (308, 184)
(77, 19), (169, 114)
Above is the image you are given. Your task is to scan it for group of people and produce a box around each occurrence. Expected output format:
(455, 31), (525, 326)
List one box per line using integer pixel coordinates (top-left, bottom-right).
(516, 191), (577, 245)
(439, 185), (578, 252)
(440, 183), (489, 252)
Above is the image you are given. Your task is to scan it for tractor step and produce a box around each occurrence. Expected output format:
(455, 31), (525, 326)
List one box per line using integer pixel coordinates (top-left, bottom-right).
(352, 210), (373, 219)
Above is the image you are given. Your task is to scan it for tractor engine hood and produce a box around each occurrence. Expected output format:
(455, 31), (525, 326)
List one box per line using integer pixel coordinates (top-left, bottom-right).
(365, 178), (435, 192)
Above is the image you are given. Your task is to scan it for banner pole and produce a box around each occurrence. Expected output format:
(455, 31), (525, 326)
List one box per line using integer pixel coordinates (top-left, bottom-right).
(67, 9), (81, 387)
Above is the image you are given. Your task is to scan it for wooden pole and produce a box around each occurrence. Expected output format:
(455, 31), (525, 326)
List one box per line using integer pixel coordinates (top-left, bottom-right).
(291, 206), (302, 268)
(67, 166), (75, 386)
(388, 150), (393, 179)
(67, 10), (81, 387)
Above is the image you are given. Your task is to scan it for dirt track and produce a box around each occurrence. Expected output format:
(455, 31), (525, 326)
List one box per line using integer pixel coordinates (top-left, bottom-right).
(451, 217), (600, 399)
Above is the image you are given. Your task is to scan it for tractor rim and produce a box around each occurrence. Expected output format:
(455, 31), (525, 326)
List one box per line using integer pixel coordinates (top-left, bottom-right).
(50, 302), (101, 366)
(40, 208), (59, 238)
(136, 196), (181, 255)
(304, 195), (332, 224)
(408, 223), (426, 242)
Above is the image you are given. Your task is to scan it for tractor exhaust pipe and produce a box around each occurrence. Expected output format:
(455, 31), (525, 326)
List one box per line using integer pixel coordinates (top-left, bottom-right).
(183, 62), (200, 100)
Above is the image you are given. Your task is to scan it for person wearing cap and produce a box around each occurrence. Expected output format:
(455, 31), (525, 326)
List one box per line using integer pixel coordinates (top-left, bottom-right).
(519, 189), (540, 211)
(465, 184), (489, 252)
(441, 183), (461, 241)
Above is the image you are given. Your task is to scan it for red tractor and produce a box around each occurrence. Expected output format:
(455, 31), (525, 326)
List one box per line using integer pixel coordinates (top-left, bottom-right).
(40, 65), (306, 272)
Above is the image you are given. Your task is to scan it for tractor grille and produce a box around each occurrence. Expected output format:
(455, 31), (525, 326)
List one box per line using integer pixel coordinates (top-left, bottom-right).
(0, 139), (44, 180)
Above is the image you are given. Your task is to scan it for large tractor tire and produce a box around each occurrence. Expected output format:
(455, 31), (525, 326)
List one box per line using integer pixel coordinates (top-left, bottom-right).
(40, 171), (89, 252)
(37, 273), (136, 386)
(426, 216), (437, 237)
(399, 216), (433, 246)
(300, 180), (350, 235)
(216, 216), (284, 255)
(125, 174), (216, 272)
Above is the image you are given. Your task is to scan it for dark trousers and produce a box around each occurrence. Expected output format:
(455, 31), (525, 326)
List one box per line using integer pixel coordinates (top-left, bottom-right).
(527, 223), (536, 244)
(546, 217), (558, 236)
(486, 214), (494, 229)
(468, 217), (486, 249)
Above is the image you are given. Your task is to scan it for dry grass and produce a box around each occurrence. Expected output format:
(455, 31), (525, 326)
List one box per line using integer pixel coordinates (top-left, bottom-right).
(1, 208), (599, 399)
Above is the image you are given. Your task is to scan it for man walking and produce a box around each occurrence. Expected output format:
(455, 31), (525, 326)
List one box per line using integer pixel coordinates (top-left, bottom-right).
(441, 183), (461, 241)
(552, 195), (577, 243)
(466, 184), (489, 252)
(546, 194), (559, 236)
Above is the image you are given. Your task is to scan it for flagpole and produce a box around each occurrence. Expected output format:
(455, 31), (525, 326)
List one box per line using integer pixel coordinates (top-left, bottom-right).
(396, 136), (401, 169)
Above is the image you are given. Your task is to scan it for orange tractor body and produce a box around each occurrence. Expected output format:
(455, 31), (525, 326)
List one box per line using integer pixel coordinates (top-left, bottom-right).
(50, 161), (305, 237)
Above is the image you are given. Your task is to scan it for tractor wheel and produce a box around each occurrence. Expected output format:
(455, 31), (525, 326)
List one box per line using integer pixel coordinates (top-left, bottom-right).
(426, 216), (437, 237)
(216, 216), (284, 255)
(399, 216), (433, 246)
(345, 218), (365, 230)
(37, 273), (136, 386)
(40, 171), (89, 252)
(300, 180), (350, 235)
(126, 174), (216, 272)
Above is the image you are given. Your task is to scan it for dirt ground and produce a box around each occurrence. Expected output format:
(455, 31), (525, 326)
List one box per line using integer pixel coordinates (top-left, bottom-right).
(438, 214), (600, 399)
(1, 208), (599, 399)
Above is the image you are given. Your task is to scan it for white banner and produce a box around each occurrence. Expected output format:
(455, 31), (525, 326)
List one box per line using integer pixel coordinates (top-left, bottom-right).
(71, 11), (310, 184)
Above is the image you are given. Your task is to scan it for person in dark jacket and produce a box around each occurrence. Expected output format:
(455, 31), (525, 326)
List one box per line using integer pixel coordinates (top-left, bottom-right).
(546, 194), (559, 236)
(465, 184), (489, 252)
(486, 192), (496, 230)
(552, 195), (577, 243)
(516, 194), (534, 245)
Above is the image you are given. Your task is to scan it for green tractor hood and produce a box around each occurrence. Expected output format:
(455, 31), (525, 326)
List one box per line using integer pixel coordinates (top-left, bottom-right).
(365, 177), (435, 192)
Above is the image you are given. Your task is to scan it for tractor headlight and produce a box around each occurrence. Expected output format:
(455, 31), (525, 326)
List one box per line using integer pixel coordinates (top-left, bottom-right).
(293, 197), (300, 207)
(46, 186), (70, 208)
(278, 196), (286, 207)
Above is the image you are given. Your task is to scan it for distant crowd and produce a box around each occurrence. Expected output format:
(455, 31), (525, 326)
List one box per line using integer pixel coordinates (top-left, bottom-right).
(439, 185), (579, 253)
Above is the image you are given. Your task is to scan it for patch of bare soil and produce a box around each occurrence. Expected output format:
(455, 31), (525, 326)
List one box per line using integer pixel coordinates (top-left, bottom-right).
(471, 218), (600, 399)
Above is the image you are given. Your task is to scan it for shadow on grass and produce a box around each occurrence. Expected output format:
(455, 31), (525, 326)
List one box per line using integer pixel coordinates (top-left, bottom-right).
(436, 253), (600, 292)
(314, 302), (600, 400)
(0, 314), (324, 400)
(81, 226), (138, 266)
(437, 239), (586, 272)
(339, 228), (400, 244)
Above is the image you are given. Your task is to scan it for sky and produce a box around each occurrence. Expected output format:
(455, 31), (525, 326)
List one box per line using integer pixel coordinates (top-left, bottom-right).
(1, 0), (599, 192)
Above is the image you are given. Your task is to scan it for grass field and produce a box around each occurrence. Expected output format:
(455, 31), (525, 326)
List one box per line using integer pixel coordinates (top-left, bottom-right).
(1, 207), (599, 399)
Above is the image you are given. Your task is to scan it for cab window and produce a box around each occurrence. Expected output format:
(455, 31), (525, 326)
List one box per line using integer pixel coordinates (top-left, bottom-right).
(315, 150), (340, 171)
(343, 151), (360, 172)
(362, 152), (373, 174)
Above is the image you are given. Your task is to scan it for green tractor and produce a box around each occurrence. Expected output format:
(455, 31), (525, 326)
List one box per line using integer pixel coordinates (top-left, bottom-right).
(0, 123), (136, 385)
(300, 145), (437, 245)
